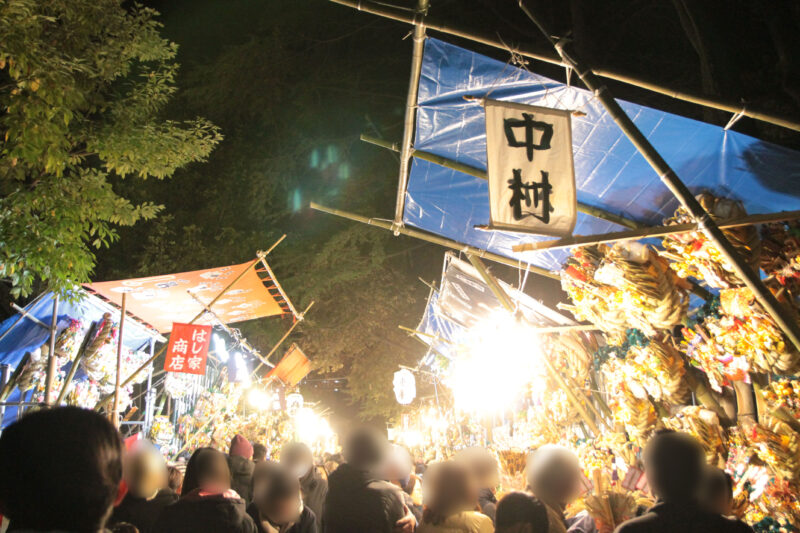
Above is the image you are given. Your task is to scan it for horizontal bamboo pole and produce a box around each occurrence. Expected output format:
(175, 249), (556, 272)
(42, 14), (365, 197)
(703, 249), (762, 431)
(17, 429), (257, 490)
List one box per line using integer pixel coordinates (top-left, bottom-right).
(334, 0), (800, 133)
(361, 134), (644, 230)
(511, 209), (800, 253)
(309, 201), (559, 280)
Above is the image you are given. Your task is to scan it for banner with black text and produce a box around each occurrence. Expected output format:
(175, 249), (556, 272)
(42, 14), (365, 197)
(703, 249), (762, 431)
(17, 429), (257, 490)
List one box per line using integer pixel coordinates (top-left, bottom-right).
(484, 99), (576, 237)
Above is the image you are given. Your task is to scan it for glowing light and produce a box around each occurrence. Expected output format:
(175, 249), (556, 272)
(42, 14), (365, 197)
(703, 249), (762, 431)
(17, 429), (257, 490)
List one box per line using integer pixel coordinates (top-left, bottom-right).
(396, 429), (423, 448)
(233, 352), (251, 386)
(446, 312), (545, 415)
(247, 388), (269, 410)
(295, 407), (334, 446)
(213, 334), (229, 363)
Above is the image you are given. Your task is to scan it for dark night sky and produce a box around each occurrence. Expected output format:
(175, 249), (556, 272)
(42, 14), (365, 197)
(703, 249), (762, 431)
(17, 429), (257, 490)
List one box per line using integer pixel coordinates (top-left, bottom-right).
(104, 0), (800, 425)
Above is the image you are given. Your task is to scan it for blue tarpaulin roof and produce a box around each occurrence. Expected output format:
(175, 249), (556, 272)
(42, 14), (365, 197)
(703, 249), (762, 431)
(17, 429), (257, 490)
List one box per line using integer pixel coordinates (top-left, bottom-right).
(0, 291), (161, 426)
(403, 38), (800, 272)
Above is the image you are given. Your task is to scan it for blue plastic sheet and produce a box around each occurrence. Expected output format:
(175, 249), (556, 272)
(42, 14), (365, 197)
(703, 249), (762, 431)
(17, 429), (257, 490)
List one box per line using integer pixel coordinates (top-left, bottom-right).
(404, 38), (800, 271)
(415, 289), (464, 362)
(0, 292), (158, 426)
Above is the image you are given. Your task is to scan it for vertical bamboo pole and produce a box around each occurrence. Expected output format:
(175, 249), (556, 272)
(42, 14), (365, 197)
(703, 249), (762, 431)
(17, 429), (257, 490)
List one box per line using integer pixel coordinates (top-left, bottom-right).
(43, 293), (59, 406)
(393, 0), (429, 230)
(519, 2), (800, 355)
(112, 293), (127, 427)
(144, 341), (155, 434)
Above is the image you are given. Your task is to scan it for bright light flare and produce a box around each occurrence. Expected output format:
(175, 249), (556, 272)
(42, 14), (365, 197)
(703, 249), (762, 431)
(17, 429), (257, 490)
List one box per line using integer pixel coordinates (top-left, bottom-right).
(247, 388), (269, 410)
(447, 312), (545, 415)
(295, 408), (334, 445)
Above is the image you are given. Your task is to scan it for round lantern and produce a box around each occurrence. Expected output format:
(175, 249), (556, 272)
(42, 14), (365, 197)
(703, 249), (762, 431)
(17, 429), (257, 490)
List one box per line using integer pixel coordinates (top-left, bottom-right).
(393, 369), (416, 405)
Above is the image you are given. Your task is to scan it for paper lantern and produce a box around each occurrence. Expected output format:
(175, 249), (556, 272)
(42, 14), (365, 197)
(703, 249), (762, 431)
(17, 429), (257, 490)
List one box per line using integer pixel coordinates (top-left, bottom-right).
(393, 369), (416, 405)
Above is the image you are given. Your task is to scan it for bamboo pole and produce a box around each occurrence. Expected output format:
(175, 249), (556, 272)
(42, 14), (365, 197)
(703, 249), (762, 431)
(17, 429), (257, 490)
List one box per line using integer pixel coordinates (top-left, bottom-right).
(0, 353), (30, 402)
(332, 0), (800, 133)
(43, 294), (59, 406)
(9, 303), (49, 330)
(187, 291), (275, 370)
(399, 325), (458, 347)
(0, 293), (48, 345)
(394, 0), (429, 229)
(54, 320), (99, 405)
(511, 209), (800, 252)
(362, 134), (645, 230)
(94, 238), (286, 411)
(112, 293), (127, 427)
(310, 202), (559, 280)
(251, 301), (315, 376)
(520, 4), (800, 355)
(466, 254), (516, 312)
(257, 256), (299, 319)
(466, 253), (605, 434)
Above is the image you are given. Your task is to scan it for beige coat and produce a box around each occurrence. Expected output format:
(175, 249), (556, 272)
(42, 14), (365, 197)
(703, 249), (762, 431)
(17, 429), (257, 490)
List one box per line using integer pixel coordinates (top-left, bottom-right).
(417, 511), (494, 533)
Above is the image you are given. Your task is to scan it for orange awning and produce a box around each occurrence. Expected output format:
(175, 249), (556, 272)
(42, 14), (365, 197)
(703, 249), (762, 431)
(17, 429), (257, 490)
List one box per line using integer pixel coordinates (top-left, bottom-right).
(85, 260), (294, 333)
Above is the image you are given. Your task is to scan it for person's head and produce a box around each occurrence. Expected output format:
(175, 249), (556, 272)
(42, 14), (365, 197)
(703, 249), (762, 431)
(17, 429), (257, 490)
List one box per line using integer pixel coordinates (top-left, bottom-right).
(700, 466), (733, 516)
(167, 465), (184, 494)
(526, 445), (581, 509)
(422, 461), (478, 526)
(230, 434), (254, 461)
(0, 406), (123, 533)
(253, 443), (268, 463)
(181, 448), (231, 495)
(343, 426), (389, 471)
(280, 441), (314, 479)
(454, 447), (500, 490)
(125, 441), (167, 499)
(644, 430), (705, 503)
(252, 462), (303, 525)
(382, 444), (413, 486)
(495, 491), (549, 533)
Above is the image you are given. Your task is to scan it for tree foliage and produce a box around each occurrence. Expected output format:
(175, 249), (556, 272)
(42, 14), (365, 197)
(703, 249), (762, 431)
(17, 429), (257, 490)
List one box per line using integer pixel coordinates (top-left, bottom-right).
(0, 0), (221, 297)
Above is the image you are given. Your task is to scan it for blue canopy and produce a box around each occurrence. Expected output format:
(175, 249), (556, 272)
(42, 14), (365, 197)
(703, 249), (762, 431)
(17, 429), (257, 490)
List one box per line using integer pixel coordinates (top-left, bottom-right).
(403, 38), (800, 272)
(0, 291), (161, 426)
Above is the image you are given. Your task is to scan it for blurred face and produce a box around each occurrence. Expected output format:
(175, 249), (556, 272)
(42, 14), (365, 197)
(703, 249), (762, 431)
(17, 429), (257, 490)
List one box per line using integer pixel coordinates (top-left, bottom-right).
(261, 491), (302, 525)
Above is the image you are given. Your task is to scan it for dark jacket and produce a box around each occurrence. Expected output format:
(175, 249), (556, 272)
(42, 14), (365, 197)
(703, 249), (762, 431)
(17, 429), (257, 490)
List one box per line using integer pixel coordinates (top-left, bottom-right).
(151, 488), (257, 533)
(323, 463), (406, 533)
(246, 502), (317, 533)
(229, 455), (256, 503)
(299, 468), (327, 530)
(477, 488), (497, 524)
(109, 489), (179, 533)
(614, 501), (754, 533)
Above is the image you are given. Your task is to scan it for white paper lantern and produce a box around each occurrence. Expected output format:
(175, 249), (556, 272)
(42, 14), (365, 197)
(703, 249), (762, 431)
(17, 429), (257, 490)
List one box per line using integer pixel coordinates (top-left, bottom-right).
(393, 369), (416, 405)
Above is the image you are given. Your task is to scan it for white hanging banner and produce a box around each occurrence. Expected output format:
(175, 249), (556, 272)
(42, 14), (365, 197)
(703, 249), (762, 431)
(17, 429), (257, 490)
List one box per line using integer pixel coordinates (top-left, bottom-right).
(484, 99), (576, 237)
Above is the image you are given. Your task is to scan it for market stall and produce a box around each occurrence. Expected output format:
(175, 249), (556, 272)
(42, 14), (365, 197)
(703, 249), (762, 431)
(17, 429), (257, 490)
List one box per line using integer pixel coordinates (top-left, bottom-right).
(314, 12), (800, 529)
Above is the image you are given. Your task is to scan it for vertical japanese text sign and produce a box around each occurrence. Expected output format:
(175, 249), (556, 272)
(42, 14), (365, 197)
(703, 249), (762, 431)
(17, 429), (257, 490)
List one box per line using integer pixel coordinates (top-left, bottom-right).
(164, 323), (212, 375)
(484, 99), (576, 237)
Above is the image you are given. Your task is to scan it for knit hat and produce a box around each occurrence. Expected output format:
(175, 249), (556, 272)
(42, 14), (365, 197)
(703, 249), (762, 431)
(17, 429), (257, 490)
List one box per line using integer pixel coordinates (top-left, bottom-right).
(229, 434), (253, 460)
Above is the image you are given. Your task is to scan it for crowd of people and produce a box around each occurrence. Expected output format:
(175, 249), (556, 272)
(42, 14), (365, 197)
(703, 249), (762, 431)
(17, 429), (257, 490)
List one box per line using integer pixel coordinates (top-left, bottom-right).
(0, 407), (757, 533)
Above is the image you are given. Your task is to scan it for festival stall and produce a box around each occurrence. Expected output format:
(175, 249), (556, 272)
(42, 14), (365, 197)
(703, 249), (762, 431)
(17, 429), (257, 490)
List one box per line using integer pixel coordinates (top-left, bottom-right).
(0, 289), (164, 428)
(0, 244), (334, 461)
(315, 5), (800, 529)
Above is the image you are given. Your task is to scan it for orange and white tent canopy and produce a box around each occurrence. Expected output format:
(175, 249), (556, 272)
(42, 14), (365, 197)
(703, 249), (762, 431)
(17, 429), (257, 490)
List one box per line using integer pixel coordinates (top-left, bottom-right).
(85, 259), (296, 334)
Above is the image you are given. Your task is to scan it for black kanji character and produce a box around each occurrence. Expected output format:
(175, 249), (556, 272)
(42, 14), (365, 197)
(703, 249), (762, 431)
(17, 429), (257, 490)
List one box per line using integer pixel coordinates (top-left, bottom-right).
(507, 169), (554, 223)
(503, 113), (553, 162)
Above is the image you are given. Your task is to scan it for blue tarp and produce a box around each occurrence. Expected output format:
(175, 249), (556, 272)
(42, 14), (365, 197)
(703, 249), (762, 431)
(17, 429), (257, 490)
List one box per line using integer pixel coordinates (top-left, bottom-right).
(404, 38), (800, 272)
(0, 291), (159, 426)
(416, 289), (464, 362)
